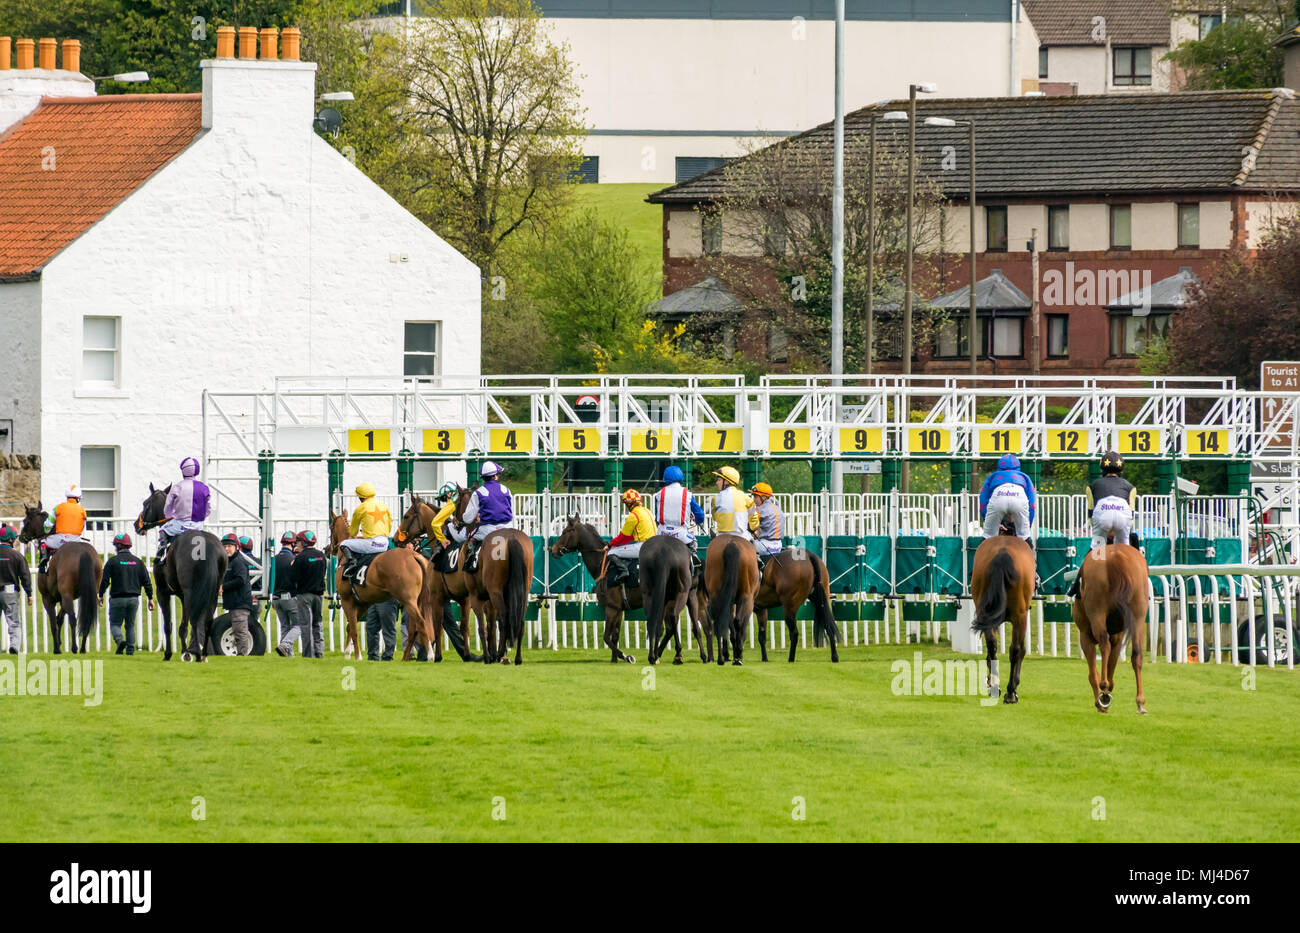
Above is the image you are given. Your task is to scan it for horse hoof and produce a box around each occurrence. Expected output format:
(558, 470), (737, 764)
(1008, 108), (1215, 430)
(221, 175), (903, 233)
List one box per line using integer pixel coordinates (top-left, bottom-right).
(988, 685), (1000, 700)
(732, 659), (743, 666)
(673, 657), (683, 666)
(181, 651), (192, 662)
(1137, 704), (1148, 715)
(831, 654), (840, 663)
(1099, 692), (1112, 709)
(625, 655), (635, 664)
(1003, 693), (1018, 704)
(163, 651), (172, 662)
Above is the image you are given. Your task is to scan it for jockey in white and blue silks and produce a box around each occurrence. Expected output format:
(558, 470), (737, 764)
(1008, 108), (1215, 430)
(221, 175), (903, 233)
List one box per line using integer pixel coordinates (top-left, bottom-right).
(979, 454), (1036, 544)
(650, 465), (705, 545)
(158, 457), (211, 557)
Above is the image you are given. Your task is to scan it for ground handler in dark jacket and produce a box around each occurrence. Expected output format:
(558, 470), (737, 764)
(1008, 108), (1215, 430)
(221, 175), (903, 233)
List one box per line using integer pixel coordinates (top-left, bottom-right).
(99, 532), (154, 655)
(270, 531), (300, 653)
(0, 523), (32, 654)
(278, 530), (326, 658)
(219, 533), (253, 655)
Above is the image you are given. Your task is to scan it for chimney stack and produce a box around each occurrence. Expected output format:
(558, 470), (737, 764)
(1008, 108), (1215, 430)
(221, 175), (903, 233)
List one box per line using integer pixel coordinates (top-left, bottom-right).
(16, 38), (33, 70)
(201, 24), (316, 134)
(217, 26), (235, 59)
(0, 36), (95, 134)
(238, 26), (257, 59)
(38, 37), (56, 70)
(62, 39), (80, 73)
(260, 27), (278, 60)
(281, 28), (301, 61)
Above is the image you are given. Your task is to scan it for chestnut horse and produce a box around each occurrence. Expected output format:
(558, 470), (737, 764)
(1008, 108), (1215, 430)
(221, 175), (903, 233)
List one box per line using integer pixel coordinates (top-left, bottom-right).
(18, 504), (102, 654)
(396, 495), (485, 662)
(970, 534), (1035, 703)
(135, 486), (225, 661)
(550, 517), (705, 664)
(327, 511), (433, 661)
(452, 486), (534, 665)
(754, 547), (840, 663)
(1072, 543), (1149, 714)
(703, 534), (761, 666)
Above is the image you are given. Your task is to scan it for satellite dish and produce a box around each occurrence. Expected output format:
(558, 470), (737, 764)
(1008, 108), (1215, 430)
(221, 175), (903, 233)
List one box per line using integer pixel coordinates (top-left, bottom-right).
(313, 107), (342, 136)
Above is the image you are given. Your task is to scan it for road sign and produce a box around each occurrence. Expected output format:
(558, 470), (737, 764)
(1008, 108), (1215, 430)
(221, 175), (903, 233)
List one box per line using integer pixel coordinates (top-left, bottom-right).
(843, 459), (882, 474)
(1260, 361), (1300, 450)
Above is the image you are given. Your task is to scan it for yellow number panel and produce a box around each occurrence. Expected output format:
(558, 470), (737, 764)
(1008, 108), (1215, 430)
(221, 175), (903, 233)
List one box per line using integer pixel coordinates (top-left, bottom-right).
(768, 427), (811, 454)
(907, 427), (951, 454)
(558, 427), (601, 454)
(978, 427), (1022, 456)
(699, 427), (742, 453)
(1044, 427), (1090, 456)
(838, 427), (884, 455)
(420, 428), (465, 455)
(489, 427), (533, 455)
(1116, 428), (1162, 456)
(1184, 428), (1229, 456)
(348, 428), (390, 454)
(629, 428), (672, 454)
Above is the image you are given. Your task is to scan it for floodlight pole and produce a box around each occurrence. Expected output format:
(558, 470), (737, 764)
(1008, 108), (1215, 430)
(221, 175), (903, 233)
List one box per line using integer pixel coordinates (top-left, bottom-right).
(830, 0), (845, 495)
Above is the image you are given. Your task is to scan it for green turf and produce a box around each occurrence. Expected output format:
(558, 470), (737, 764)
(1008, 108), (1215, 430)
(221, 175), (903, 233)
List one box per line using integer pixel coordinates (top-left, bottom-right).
(571, 182), (663, 276)
(1, 643), (1294, 842)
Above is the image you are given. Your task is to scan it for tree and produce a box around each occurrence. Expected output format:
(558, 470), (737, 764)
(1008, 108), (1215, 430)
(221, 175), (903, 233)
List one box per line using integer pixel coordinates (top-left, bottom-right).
(1166, 1), (1300, 89)
(696, 127), (948, 372)
(1163, 215), (1300, 388)
(398, 0), (586, 276)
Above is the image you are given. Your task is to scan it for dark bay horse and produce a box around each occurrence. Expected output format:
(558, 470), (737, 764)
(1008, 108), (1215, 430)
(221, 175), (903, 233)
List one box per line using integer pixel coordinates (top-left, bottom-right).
(970, 534), (1035, 703)
(396, 495), (484, 662)
(1072, 543), (1149, 714)
(703, 534), (761, 666)
(754, 547), (840, 663)
(18, 504), (101, 654)
(452, 486), (533, 665)
(136, 485), (224, 661)
(550, 517), (704, 664)
(327, 511), (433, 661)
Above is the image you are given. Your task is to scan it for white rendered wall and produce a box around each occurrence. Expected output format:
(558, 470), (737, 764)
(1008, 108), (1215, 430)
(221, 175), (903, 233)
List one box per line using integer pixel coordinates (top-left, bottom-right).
(0, 279), (42, 456)
(37, 58), (480, 525)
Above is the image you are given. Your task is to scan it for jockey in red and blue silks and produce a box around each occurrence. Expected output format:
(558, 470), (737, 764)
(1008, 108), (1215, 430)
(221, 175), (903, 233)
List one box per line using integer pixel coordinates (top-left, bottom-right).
(651, 465), (705, 545)
(979, 454), (1036, 544)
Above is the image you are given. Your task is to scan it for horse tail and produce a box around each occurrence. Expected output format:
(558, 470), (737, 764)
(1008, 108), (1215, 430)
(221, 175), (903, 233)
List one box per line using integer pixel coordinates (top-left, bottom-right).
(1107, 549), (1138, 647)
(643, 546), (672, 640)
(77, 549), (97, 639)
(710, 541), (740, 636)
(503, 537), (528, 644)
(973, 550), (1016, 635)
(187, 538), (222, 630)
(810, 554), (838, 644)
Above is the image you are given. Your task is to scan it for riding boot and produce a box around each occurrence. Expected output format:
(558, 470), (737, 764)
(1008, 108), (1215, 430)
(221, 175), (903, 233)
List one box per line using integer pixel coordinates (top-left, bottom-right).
(464, 539), (481, 573)
(606, 556), (627, 588)
(1066, 575), (1080, 599)
(1128, 531), (1142, 549)
(37, 553), (50, 575)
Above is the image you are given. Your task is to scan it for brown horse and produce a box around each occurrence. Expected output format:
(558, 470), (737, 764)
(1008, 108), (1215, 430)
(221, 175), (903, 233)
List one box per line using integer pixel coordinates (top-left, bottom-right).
(18, 504), (102, 654)
(703, 534), (761, 666)
(135, 485), (225, 661)
(970, 534), (1035, 703)
(1072, 543), (1149, 714)
(754, 547), (840, 663)
(452, 486), (534, 665)
(395, 494), (484, 662)
(327, 511), (433, 661)
(550, 517), (705, 664)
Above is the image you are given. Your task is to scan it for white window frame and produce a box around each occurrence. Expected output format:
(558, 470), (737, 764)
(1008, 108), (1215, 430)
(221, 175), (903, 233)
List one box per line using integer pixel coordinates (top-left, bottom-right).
(79, 315), (122, 392)
(403, 321), (441, 380)
(80, 445), (119, 521)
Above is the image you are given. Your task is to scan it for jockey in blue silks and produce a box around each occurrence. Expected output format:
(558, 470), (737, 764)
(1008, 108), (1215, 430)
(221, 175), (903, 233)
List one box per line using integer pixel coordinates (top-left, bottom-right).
(979, 454), (1036, 546)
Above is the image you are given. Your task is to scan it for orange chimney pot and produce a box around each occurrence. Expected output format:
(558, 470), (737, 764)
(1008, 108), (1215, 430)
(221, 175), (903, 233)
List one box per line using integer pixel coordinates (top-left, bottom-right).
(281, 27), (300, 62)
(216, 26), (235, 59)
(0, 37), (10, 70)
(15, 38), (33, 70)
(61, 38), (80, 73)
(259, 27), (278, 60)
(238, 26), (257, 59)
(39, 37), (56, 70)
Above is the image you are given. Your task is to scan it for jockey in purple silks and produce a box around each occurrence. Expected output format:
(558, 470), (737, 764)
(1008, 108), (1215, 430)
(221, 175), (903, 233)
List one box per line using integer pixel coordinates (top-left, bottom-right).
(460, 461), (514, 573)
(158, 457), (211, 559)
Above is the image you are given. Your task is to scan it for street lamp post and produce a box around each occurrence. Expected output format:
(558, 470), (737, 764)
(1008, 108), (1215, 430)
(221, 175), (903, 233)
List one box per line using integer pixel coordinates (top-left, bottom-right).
(831, 0), (845, 495)
(900, 83), (936, 378)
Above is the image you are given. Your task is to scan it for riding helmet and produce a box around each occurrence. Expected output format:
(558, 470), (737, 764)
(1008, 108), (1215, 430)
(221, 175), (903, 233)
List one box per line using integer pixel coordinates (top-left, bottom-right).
(66, 484), (83, 499)
(1101, 450), (1124, 474)
(621, 489), (642, 506)
(996, 454), (1020, 472)
(280, 531), (297, 545)
(355, 482), (376, 499)
(662, 465), (685, 485)
(221, 533), (240, 547)
(296, 530), (317, 546)
(112, 532), (132, 549)
(0, 524), (17, 542)
(713, 466), (741, 487)
(238, 535), (254, 553)
(179, 457), (201, 478)
(750, 482), (774, 499)
(437, 482), (458, 502)
(480, 461), (504, 479)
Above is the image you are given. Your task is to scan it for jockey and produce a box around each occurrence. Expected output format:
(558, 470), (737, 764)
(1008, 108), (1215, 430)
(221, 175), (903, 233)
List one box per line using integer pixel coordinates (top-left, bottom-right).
(651, 465), (704, 545)
(606, 489), (655, 591)
(41, 484), (87, 572)
(979, 454), (1036, 545)
(429, 482), (465, 547)
(1068, 450), (1140, 597)
(158, 457), (211, 560)
(462, 462), (514, 573)
(748, 482), (784, 560)
(711, 466), (759, 539)
(340, 482), (391, 582)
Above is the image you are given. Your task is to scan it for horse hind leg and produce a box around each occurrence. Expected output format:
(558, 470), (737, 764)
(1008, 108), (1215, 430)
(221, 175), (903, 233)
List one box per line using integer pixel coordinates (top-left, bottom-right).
(756, 611), (769, 662)
(1079, 626), (1105, 712)
(1096, 630), (1114, 710)
(984, 631), (1000, 700)
(1130, 627), (1148, 715)
(1004, 611), (1027, 704)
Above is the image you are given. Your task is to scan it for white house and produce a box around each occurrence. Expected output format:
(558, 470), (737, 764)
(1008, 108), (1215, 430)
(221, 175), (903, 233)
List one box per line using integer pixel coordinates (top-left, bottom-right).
(0, 30), (481, 526)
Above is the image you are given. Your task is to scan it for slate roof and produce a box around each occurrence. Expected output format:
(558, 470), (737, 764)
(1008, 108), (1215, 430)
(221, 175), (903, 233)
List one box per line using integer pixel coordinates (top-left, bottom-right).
(926, 269), (1031, 313)
(1023, 0), (1171, 46)
(1107, 266), (1200, 310)
(0, 94), (203, 280)
(648, 276), (743, 316)
(647, 90), (1300, 205)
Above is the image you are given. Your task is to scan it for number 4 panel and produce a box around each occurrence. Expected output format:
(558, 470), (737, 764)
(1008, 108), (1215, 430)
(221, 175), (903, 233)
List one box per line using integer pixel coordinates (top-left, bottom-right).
(489, 427), (534, 455)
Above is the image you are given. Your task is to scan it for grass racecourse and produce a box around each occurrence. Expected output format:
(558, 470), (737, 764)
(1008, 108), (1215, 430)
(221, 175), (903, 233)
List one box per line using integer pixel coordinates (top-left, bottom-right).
(1, 642), (1296, 842)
